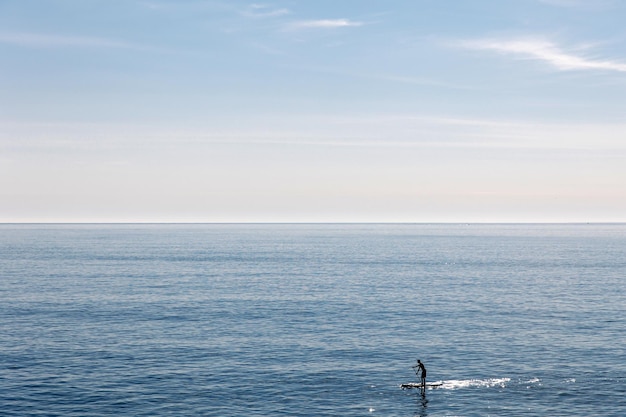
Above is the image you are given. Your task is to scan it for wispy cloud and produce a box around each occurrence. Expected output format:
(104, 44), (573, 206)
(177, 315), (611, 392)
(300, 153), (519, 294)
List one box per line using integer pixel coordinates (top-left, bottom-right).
(242, 3), (290, 18)
(460, 38), (626, 72)
(298, 65), (473, 90)
(538, 0), (615, 9)
(0, 32), (147, 50)
(538, 0), (586, 6)
(373, 74), (474, 90)
(286, 19), (364, 30)
(5, 116), (626, 153)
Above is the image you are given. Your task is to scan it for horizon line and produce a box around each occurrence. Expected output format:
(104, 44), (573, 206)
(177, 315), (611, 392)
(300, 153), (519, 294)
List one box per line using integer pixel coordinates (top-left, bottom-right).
(1, 221), (624, 225)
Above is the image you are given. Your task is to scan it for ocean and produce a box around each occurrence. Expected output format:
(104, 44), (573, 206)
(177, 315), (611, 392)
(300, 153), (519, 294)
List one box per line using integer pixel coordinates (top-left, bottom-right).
(1, 223), (625, 416)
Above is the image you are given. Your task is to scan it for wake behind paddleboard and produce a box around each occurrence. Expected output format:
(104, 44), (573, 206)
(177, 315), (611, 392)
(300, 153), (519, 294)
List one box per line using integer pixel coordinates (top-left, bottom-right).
(400, 382), (444, 389)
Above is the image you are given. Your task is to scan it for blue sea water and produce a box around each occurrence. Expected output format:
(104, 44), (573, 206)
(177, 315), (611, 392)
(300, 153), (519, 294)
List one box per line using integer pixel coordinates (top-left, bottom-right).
(1, 223), (625, 416)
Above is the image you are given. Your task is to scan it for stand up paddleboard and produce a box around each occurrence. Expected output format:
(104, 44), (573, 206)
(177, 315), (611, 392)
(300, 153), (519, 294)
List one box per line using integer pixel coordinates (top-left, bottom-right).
(400, 382), (444, 390)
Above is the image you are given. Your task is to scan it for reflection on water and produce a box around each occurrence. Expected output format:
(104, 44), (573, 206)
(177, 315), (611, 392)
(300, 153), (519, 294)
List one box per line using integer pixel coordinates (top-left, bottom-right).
(415, 389), (428, 417)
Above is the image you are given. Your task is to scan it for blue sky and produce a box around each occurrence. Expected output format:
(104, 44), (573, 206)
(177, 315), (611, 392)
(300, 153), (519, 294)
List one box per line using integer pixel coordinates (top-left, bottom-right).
(1, 0), (625, 222)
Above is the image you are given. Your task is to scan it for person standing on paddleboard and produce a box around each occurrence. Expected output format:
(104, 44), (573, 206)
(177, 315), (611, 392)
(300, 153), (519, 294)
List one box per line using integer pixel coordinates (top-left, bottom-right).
(413, 359), (427, 386)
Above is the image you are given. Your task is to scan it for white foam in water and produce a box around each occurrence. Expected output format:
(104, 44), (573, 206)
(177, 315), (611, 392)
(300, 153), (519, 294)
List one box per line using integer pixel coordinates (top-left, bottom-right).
(440, 378), (511, 389)
(521, 378), (542, 388)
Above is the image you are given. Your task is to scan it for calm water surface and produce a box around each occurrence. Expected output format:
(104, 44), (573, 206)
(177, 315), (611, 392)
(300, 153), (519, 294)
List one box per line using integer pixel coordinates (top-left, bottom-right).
(1, 224), (625, 416)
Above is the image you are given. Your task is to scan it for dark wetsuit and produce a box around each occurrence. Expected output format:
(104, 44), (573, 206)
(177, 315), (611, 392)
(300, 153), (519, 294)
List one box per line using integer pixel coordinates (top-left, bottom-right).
(415, 362), (427, 388)
(418, 363), (427, 380)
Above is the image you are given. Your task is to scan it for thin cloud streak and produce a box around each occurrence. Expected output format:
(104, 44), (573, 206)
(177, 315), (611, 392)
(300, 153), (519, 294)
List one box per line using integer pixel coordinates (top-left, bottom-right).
(242, 4), (290, 18)
(460, 38), (626, 72)
(286, 19), (364, 30)
(538, 0), (616, 9)
(294, 65), (473, 90)
(4, 117), (626, 152)
(0, 32), (152, 50)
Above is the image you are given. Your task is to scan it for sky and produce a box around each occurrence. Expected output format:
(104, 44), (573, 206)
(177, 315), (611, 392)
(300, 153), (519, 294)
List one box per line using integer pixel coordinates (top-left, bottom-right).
(1, 0), (625, 223)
